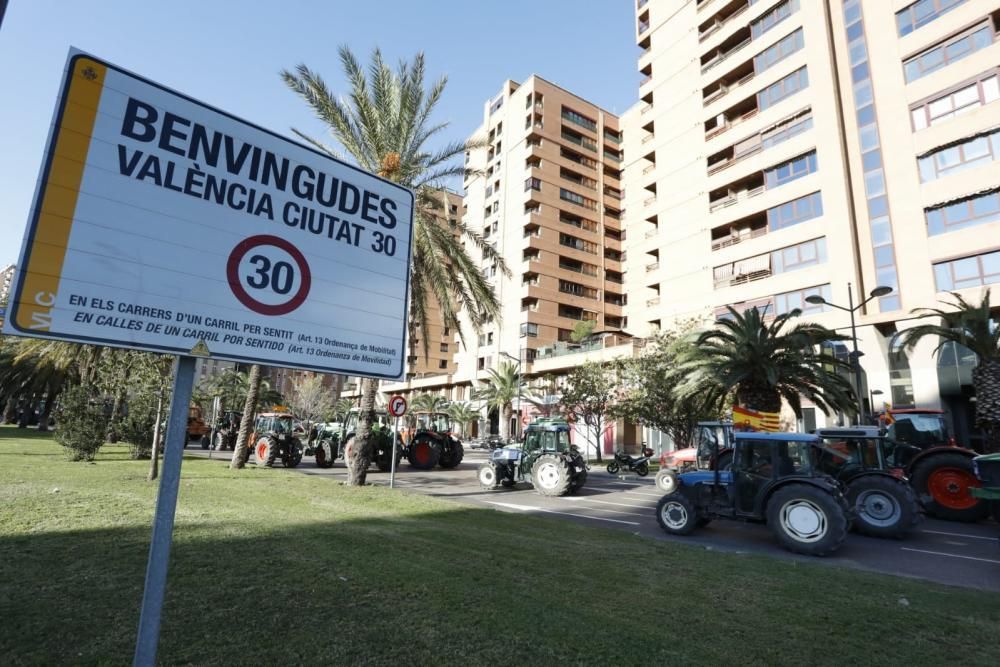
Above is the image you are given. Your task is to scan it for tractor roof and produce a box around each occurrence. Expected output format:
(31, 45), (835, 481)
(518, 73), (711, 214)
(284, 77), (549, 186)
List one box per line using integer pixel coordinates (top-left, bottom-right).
(259, 412), (295, 419)
(526, 418), (570, 431)
(815, 427), (881, 438)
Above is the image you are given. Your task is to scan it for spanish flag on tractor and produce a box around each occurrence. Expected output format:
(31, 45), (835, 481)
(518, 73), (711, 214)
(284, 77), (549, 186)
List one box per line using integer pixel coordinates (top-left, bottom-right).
(732, 405), (780, 432)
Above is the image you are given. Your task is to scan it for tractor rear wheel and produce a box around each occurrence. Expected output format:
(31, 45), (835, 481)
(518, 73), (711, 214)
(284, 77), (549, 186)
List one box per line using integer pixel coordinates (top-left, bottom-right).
(847, 475), (920, 539)
(254, 437), (277, 467)
(656, 493), (698, 535)
(532, 455), (572, 496)
(314, 439), (336, 469)
(766, 484), (848, 556)
(910, 452), (988, 522)
(373, 437), (400, 472)
(478, 461), (502, 490)
(407, 435), (442, 470)
(213, 432), (226, 451)
(439, 440), (465, 469)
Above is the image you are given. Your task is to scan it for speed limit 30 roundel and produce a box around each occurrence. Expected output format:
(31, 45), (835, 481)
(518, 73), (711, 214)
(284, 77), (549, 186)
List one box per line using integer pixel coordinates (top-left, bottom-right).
(226, 235), (312, 316)
(388, 395), (407, 417)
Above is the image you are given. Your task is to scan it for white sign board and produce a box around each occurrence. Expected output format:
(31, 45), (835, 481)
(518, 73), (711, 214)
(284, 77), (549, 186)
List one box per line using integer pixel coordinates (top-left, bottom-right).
(3, 50), (413, 379)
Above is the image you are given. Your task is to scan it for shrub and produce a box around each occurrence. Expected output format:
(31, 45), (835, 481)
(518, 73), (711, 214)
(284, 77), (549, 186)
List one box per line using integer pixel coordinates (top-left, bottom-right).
(54, 385), (109, 462)
(119, 393), (160, 460)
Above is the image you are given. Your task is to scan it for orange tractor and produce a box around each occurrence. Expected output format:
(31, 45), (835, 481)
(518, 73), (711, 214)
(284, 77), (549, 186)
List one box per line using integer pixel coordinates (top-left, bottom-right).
(185, 405), (210, 447)
(401, 411), (465, 470)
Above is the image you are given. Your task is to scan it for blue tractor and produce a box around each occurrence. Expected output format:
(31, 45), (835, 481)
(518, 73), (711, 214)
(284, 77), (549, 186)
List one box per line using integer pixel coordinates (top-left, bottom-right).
(656, 432), (852, 556)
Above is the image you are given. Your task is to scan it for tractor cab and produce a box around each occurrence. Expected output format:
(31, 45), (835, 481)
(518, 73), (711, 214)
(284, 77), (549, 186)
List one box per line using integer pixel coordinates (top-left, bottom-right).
(813, 427), (889, 480)
(882, 409), (952, 468)
(254, 413), (295, 439)
(414, 412), (452, 434)
(343, 408), (392, 436)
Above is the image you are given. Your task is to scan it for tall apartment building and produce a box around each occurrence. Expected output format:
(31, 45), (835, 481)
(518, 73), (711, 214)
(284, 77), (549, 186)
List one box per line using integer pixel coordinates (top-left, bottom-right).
(453, 77), (624, 426)
(0, 264), (14, 305)
(624, 0), (1000, 442)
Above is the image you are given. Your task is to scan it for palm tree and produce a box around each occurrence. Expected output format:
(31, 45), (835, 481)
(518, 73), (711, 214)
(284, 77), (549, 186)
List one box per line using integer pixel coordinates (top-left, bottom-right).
(332, 397), (354, 421)
(678, 307), (856, 417)
(230, 364), (262, 469)
(446, 401), (479, 437)
(894, 289), (1000, 452)
(410, 392), (450, 414)
(283, 47), (507, 485)
(473, 361), (521, 440)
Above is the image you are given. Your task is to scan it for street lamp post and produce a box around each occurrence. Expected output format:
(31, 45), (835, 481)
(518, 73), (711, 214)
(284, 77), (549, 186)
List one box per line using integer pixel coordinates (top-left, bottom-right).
(806, 283), (893, 421)
(500, 350), (523, 440)
(869, 388), (884, 425)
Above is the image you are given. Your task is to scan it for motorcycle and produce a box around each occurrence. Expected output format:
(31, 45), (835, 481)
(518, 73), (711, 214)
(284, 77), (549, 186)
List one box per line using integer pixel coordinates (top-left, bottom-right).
(606, 447), (653, 476)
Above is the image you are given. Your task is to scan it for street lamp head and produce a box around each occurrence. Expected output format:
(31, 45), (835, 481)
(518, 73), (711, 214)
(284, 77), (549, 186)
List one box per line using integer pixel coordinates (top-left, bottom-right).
(871, 389), (884, 396)
(870, 286), (893, 298)
(804, 294), (827, 305)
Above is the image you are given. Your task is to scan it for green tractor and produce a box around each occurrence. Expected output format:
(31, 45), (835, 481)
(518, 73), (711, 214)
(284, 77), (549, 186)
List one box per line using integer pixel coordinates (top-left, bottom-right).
(477, 418), (588, 496)
(307, 421), (343, 469)
(250, 412), (303, 468)
(970, 452), (1000, 526)
(340, 408), (402, 472)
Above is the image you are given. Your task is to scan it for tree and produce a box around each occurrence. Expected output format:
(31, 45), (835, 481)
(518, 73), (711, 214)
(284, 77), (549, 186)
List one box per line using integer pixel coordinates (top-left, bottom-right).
(283, 47), (507, 484)
(894, 289), (1000, 453)
(677, 307), (856, 418)
(569, 320), (596, 343)
(561, 361), (620, 462)
(615, 326), (720, 449)
(230, 364), (262, 469)
(446, 401), (479, 437)
(473, 361), (521, 440)
(287, 375), (335, 432)
(410, 392), (449, 414)
(332, 397), (354, 421)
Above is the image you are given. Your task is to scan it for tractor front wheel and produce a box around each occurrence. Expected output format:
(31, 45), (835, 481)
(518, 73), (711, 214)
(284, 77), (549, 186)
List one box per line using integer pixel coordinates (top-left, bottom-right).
(478, 461), (502, 490)
(283, 441), (303, 468)
(439, 440), (465, 469)
(910, 453), (988, 522)
(532, 455), (572, 497)
(847, 475), (920, 539)
(656, 493), (698, 535)
(314, 439), (336, 469)
(254, 438), (278, 467)
(766, 484), (848, 556)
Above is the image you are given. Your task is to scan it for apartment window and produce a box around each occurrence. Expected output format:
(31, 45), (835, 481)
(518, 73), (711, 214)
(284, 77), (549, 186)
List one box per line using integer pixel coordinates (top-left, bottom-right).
(559, 256), (599, 276)
(439, 343), (449, 353)
(911, 72), (1000, 129)
(438, 360), (448, 369)
(926, 189), (1000, 235)
(934, 250), (1000, 290)
(559, 279), (598, 299)
(559, 188), (597, 210)
(443, 326), (450, 336)
(903, 24), (993, 83)
(525, 177), (541, 191)
(559, 232), (598, 254)
(562, 128), (597, 152)
(604, 128), (622, 143)
(896, 0), (969, 37)
(774, 284), (832, 316)
(520, 322), (539, 338)
(771, 237), (827, 274)
(761, 112), (813, 150)
(918, 129), (1000, 181)
(559, 211), (598, 232)
(767, 191), (823, 231)
(754, 28), (805, 74)
(561, 106), (597, 132)
(751, 0), (800, 40)
(477, 357), (486, 370)
(489, 95), (504, 115)
(758, 67), (809, 111)
(764, 150), (818, 188)
(604, 148), (622, 162)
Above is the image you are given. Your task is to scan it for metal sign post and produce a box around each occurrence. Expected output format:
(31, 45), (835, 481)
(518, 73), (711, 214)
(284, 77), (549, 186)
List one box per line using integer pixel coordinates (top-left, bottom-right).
(133, 355), (195, 666)
(390, 415), (400, 489)
(387, 395), (407, 489)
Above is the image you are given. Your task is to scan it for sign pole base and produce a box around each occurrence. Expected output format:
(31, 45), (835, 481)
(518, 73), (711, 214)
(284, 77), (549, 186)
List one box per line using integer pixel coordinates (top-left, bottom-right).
(390, 415), (400, 489)
(133, 355), (196, 667)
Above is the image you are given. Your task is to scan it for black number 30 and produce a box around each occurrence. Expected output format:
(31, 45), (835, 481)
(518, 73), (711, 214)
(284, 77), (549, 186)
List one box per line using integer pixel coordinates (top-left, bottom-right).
(247, 254), (294, 295)
(371, 232), (397, 257)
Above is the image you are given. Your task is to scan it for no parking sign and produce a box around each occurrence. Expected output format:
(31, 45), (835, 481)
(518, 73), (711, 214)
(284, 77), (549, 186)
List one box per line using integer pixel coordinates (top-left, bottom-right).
(388, 395), (408, 417)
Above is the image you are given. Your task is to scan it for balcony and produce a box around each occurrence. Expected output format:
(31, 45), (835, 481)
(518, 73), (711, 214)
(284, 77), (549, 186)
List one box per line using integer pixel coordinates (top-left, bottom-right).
(708, 183), (765, 213)
(705, 93), (758, 140)
(646, 261), (659, 272)
(640, 103), (653, 115)
(646, 297), (661, 307)
(638, 19), (650, 34)
(711, 219), (767, 250)
(706, 107), (813, 176)
(645, 227), (658, 239)
(699, 0), (750, 43)
(643, 195), (657, 207)
(703, 59), (754, 107)
(700, 27), (751, 75)
(562, 129), (597, 152)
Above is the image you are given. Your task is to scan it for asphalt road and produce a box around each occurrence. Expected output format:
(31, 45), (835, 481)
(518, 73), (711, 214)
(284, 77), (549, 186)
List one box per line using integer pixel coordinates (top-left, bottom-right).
(186, 445), (1000, 592)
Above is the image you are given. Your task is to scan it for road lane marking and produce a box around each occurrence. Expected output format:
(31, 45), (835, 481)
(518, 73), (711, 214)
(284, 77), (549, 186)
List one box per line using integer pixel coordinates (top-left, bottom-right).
(483, 500), (639, 526)
(920, 529), (998, 542)
(901, 547), (1000, 565)
(622, 491), (664, 499)
(579, 499), (654, 510)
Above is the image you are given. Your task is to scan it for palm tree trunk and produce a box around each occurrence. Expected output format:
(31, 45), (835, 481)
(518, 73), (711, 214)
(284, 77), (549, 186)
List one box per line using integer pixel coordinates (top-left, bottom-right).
(973, 359), (1000, 453)
(2, 397), (15, 424)
(500, 404), (512, 441)
(347, 377), (378, 485)
(36, 382), (61, 432)
(230, 364), (262, 469)
(736, 384), (782, 414)
(148, 391), (164, 481)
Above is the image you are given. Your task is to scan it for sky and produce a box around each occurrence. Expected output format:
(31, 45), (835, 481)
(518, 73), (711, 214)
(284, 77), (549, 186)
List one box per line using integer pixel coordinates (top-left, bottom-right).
(0, 0), (639, 267)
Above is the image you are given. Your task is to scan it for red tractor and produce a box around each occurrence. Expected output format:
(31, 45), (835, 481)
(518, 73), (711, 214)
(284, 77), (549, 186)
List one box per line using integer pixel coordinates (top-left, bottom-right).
(879, 409), (987, 522)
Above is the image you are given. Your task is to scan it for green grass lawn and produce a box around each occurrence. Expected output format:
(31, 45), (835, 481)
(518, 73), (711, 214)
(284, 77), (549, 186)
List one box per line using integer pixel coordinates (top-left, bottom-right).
(2, 426), (999, 666)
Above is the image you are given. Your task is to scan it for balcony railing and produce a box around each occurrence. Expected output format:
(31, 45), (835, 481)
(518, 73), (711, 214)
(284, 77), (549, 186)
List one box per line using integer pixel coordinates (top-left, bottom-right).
(714, 268), (772, 288)
(698, 3), (750, 43)
(646, 261), (659, 272)
(701, 36), (751, 75)
(639, 19), (650, 33)
(645, 228), (658, 239)
(646, 297), (661, 307)
(640, 103), (653, 115)
(640, 74), (653, 87)
(708, 184), (764, 212)
(562, 131), (597, 152)
(638, 0), (648, 8)
(711, 226), (767, 250)
(643, 195), (657, 207)
(642, 164), (656, 175)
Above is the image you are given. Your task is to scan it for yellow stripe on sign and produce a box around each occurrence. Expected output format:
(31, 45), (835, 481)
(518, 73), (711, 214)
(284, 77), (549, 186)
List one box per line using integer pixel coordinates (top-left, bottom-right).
(16, 57), (107, 332)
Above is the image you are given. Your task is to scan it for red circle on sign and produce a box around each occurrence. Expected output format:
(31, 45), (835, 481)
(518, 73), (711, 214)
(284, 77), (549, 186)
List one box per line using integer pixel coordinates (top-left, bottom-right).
(388, 395), (407, 417)
(226, 235), (312, 316)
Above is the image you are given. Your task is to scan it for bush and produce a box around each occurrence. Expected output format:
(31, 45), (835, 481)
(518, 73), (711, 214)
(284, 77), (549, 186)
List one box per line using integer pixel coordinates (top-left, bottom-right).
(54, 385), (109, 462)
(119, 393), (160, 460)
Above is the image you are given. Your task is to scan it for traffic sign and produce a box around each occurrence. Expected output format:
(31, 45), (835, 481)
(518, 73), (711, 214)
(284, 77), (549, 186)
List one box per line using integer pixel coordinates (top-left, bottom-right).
(2, 50), (414, 380)
(388, 395), (408, 418)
